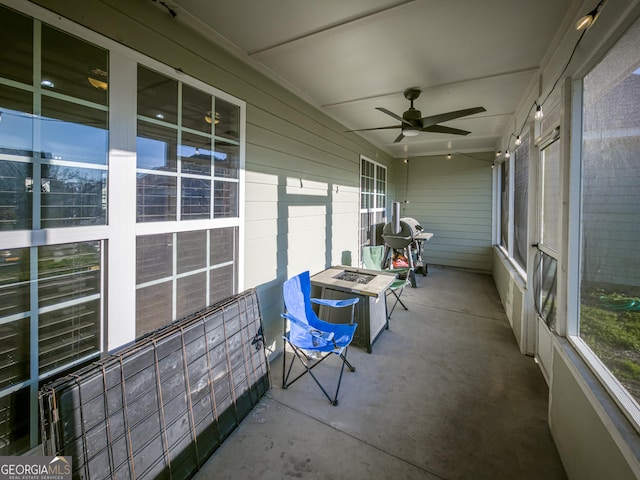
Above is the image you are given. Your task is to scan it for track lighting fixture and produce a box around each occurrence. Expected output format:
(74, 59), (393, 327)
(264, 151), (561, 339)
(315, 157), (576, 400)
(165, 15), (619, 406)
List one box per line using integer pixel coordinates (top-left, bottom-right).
(515, 135), (522, 146)
(505, 150), (511, 159)
(447, 153), (452, 160)
(576, 0), (606, 31)
(496, 150), (501, 157)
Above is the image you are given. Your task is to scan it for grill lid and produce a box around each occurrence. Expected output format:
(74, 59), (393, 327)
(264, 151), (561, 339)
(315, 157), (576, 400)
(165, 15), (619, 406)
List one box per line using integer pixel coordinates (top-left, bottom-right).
(382, 217), (424, 248)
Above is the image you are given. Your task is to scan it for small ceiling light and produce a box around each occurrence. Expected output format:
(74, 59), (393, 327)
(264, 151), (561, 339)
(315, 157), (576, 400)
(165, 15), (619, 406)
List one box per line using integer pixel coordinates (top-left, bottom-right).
(155, 113), (165, 120)
(515, 135), (522, 146)
(41, 79), (54, 88)
(505, 150), (511, 159)
(402, 127), (420, 137)
(576, 0), (606, 30)
(496, 150), (502, 157)
(447, 153), (452, 160)
(534, 102), (544, 120)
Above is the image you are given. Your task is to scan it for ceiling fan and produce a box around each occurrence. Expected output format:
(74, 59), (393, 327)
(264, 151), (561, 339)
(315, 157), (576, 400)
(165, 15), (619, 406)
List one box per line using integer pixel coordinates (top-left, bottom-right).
(347, 88), (486, 143)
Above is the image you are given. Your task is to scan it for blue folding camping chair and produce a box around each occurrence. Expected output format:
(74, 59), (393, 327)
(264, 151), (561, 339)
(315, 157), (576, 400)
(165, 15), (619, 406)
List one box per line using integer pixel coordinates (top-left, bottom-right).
(281, 271), (359, 405)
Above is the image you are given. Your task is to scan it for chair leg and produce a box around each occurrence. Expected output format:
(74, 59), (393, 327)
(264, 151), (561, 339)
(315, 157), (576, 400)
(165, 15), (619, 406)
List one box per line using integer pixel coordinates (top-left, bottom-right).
(386, 288), (408, 319)
(281, 340), (355, 406)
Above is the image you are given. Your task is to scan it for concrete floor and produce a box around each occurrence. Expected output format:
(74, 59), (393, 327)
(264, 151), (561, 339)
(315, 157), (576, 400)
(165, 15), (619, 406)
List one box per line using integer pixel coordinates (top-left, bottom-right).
(195, 266), (567, 480)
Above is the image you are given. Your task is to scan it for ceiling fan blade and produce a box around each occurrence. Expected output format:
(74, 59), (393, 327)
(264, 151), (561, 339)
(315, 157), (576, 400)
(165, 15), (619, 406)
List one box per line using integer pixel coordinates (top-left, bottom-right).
(345, 125), (401, 132)
(393, 132), (405, 143)
(422, 125), (471, 136)
(420, 107), (486, 128)
(376, 107), (414, 126)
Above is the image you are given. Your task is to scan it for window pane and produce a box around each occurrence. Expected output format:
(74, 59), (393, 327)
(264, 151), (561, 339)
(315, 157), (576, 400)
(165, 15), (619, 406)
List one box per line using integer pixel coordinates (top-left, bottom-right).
(540, 140), (560, 251)
(182, 85), (211, 134)
(0, 318), (30, 389)
(214, 98), (239, 142)
(182, 178), (210, 220)
(137, 121), (177, 171)
(210, 265), (234, 305)
(176, 272), (206, 319)
(40, 165), (107, 228)
(41, 25), (108, 106)
(579, 28), (640, 403)
(136, 233), (173, 283)
(41, 97), (108, 165)
(500, 161), (509, 249)
(38, 242), (101, 308)
(136, 174), (176, 222)
(136, 281), (172, 337)
(0, 247), (30, 318)
(0, 85), (33, 156)
(214, 143), (239, 179)
(513, 137), (529, 270)
(177, 230), (206, 274)
(0, 161), (32, 230)
(213, 181), (237, 218)
(38, 299), (100, 374)
(0, 387), (30, 455)
(210, 227), (236, 265)
(137, 66), (177, 124)
(0, 6), (33, 85)
(180, 132), (211, 176)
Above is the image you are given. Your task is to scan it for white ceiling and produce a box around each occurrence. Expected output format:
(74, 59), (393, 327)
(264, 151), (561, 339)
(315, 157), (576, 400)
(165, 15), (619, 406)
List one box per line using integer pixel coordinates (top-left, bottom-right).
(171, 0), (576, 158)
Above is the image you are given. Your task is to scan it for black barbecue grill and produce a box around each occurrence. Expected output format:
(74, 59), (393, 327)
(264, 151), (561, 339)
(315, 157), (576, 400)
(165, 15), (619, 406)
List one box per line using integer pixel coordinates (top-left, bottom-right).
(382, 216), (432, 286)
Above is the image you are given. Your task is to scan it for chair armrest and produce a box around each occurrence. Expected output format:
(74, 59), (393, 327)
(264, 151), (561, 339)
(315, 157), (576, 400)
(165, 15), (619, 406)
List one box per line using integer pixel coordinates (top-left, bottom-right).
(281, 312), (335, 341)
(311, 297), (359, 308)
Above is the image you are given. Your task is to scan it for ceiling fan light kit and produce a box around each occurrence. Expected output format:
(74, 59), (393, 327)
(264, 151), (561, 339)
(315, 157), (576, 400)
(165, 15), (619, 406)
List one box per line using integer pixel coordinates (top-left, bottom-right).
(346, 88), (486, 143)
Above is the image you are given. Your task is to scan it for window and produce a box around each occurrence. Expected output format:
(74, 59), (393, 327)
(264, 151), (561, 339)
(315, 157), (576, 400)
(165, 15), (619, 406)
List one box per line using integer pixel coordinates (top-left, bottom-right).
(499, 159), (509, 250)
(136, 66), (240, 222)
(359, 156), (386, 252)
(575, 17), (640, 426)
(513, 137), (529, 270)
(0, 3), (244, 455)
(135, 227), (238, 337)
(0, 5), (106, 455)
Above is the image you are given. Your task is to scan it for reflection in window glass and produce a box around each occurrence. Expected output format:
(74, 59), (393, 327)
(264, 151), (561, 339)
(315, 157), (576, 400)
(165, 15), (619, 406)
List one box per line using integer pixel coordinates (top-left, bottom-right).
(136, 174), (177, 222)
(180, 132), (212, 176)
(136, 227), (238, 336)
(0, 6), (32, 85)
(41, 97), (108, 165)
(0, 247), (30, 318)
(41, 25), (108, 106)
(40, 165), (107, 227)
(177, 230), (206, 274)
(214, 98), (240, 142)
(0, 387), (30, 455)
(579, 23), (640, 406)
(182, 178), (210, 220)
(500, 161), (509, 249)
(182, 85), (211, 134)
(0, 161), (33, 230)
(136, 122), (177, 171)
(136, 233), (173, 283)
(210, 227), (236, 264)
(513, 137), (529, 270)
(214, 181), (238, 218)
(39, 299), (100, 374)
(0, 318), (30, 389)
(137, 66), (177, 124)
(176, 272), (206, 319)
(0, 85), (33, 156)
(136, 281), (172, 337)
(540, 140), (560, 251)
(213, 143), (239, 179)
(38, 242), (101, 307)
(210, 265), (234, 305)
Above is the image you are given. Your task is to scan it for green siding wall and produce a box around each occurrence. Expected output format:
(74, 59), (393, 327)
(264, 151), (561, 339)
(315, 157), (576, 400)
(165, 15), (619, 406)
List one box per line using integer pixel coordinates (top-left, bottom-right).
(392, 153), (493, 272)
